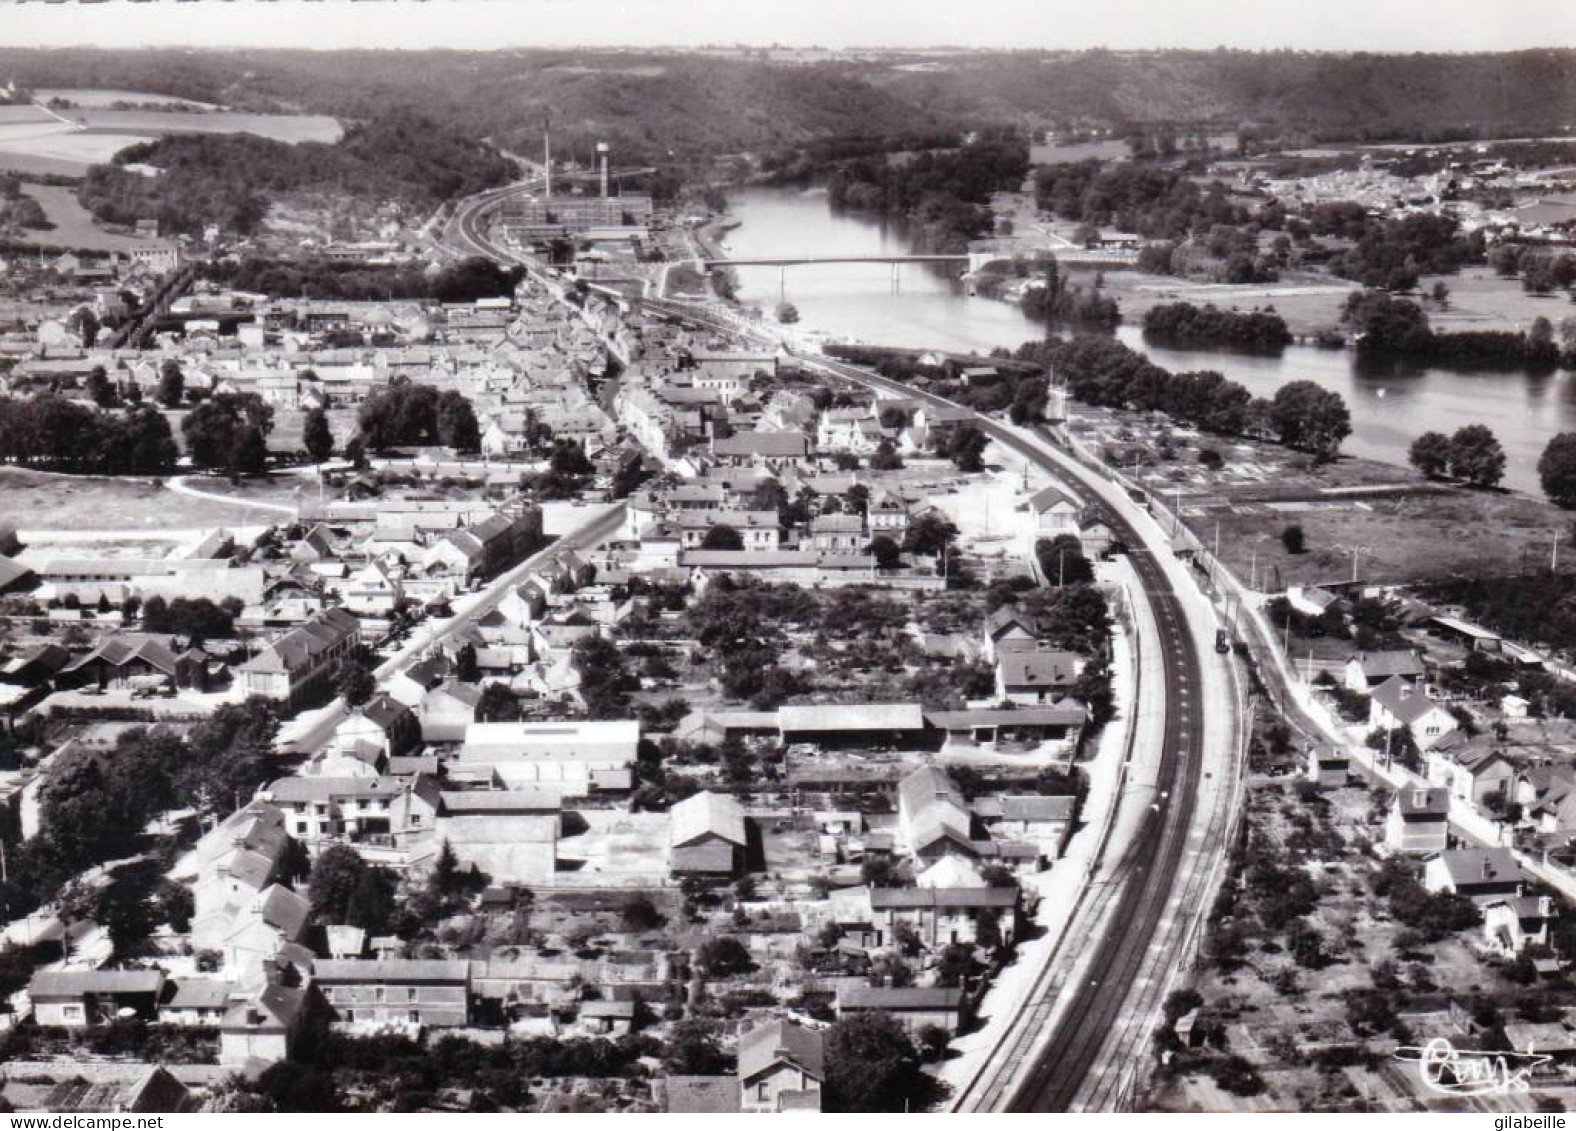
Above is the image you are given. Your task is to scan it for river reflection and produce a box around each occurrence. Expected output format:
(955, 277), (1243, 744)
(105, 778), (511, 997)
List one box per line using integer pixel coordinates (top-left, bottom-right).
(725, 185), (1571, 492)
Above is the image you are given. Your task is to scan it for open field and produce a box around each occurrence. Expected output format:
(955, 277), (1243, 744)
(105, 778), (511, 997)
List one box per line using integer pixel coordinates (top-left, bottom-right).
(1084, 268), (1361, 337)
(0, 129), (152, 172)
(17, 184), (149, 251)
(1068, 405), (1574, 588)
(34, 89), (219, 110)
(73, 109), (342, 143)
(0, 467), (262, 531)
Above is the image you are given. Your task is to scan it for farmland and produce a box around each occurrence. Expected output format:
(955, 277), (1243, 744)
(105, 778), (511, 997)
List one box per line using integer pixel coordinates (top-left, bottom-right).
(0, 97), (341, 176)
(33, 88), (219, 109)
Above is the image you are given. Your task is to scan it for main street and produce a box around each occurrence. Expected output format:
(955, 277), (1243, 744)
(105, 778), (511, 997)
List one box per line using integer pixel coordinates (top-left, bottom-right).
(279, 502), (626, 756)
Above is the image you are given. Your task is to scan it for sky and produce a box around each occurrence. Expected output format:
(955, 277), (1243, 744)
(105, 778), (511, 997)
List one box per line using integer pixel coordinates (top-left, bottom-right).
(2, 0), (1575, 53)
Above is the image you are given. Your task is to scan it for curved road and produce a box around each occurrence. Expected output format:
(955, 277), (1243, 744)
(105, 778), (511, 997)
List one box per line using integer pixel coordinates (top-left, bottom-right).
(635, 294), (1216, 1111)
(447, 197), (1227, 1111)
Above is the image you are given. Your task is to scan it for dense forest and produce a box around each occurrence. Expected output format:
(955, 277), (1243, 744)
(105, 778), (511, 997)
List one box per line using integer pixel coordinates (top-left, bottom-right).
(825, 132), (1029, 251)
(77, 111), (513, 235)
(4, 48), (1574, 169)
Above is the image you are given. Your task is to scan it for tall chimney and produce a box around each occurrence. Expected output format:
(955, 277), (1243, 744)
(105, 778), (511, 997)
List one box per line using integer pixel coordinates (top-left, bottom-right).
(597, 142), (610, 199)
(544, 118), (553, 199)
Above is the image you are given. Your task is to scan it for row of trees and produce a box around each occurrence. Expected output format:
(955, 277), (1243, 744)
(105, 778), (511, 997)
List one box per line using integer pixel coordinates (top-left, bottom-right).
(1342, 290), (1563, 368)
(1409, 425), (1507, 488)
(1019, 335), (1351, 461)
(202, 255), (522, 304)
(0, 395), (178, 474)
(1141, 301), (1292, 352)
(358, 382), (480, 452)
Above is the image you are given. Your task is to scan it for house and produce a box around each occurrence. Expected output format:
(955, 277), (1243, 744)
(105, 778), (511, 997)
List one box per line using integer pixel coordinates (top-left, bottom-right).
(737, 1019), (825, 1113)
(220, 983), (311, 1067)
(1483, 895), (1556, 955)
(314, 958), (470, 1028)
(778, 702), (928, 749)
(343, 559), (403, 616)
(579, 999), (638, 1036)
(1027, 485), (1080, 539)
(331, 693), (420, 763)
(835, 985), (965, 1033)
(1423, 848), (1525, 900)
(982, 605), (1037, 661)
(0, 642), (70, 686)
(1369, 680), (1458, 750)
(265, 775), (436, 847)
(1386, 787), (1450, 854)
(1427, 745), (1516, 807)
(972, 794), (1076, 860)
(868, 886), (1019, 948)
(675, 509), (781, 553)
(224, 884), (312, 980)
(1078, 508), (1114, 558)
(1287, 585), (1342, 619)
(809, 513), (866, 554)
(1305, 746), (1351, 788)
(4, 1065), (193, 1114)
(867, 491), (910, 539)
(669, 790), (748, 877)
(711, 430), (810, 471)
(187, 801), (293, 949)
(29, 969), (166, 1026)
(238, 608), (360, 704)
(996, 648), (1083, 706)
(897, 765), (974, 861)
(1345, 650), (1426, 693)
(158, 978), (235, 1027)
(64, 634), (204, 691)
(419, 680), (483, 743)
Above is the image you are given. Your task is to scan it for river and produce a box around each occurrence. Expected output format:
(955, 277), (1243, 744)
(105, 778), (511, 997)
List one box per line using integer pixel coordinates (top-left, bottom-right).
(723, 184), (1576, 493)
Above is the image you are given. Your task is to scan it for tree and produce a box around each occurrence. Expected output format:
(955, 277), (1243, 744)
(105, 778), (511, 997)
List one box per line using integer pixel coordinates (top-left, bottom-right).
(571, 635), (637, 718)
(696, 936), (755, 977)
(335, 657), (375, 707)
(942, 424), (989, 472)
(775, 301), (799, 324)
(1036, 535), (1094, 585)
(620, 895), (664, 932)
(824, 1011), (926, 1112)
(303, 407), (334, 463)
(181, 393), (273, 472)
(308, 844), (368, 923)
(700, 524), (744, 551)
(1409, 431), (1452, 479)
(869, 439), (903, 471)
(1270, 381), (1351, 462)
(436, 391), (480, 452)
(903, 511), (959, 558)
(85, 365), (117, 408)
(1448, 424), (1506, 489)
(156, 360), (184, 407)
(867, 535), (902, 570)
(1432, 281), (1451, 307)
(229, 423), (270, 479)
(1539, 433), (1576, 509)
(662, 1019), (731, 1076)
(1281, 524), (1306, 554)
